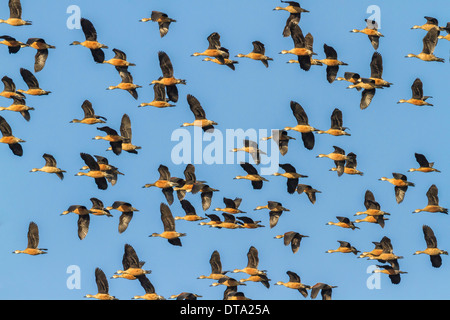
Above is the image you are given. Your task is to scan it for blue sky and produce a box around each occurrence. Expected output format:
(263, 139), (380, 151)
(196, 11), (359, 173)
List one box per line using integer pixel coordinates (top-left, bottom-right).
(0, 0), (449, 300)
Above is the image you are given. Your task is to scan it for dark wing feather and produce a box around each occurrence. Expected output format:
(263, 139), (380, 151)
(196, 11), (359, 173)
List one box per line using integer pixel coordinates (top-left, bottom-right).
(158, 51), (174, 78)
(187, 94), (206, 120)
(27, 222), (39, 249)
(81, 18), (98, 41)
(20, 68), (39, 89)
(160, 203), (176, 232)
(94, 268), (109, 294)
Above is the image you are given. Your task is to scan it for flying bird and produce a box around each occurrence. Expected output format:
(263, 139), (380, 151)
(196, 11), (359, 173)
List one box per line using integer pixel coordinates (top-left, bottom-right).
(0, 0), (31, 26)
(139, 11), (176, 38)
(26, 38), (55, 72)
(70, 18), (108, 63)
(150, 51), (186, 103)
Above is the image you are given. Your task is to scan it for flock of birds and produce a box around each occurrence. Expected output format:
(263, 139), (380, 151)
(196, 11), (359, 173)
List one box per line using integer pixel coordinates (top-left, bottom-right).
(1, 0), (450, 300)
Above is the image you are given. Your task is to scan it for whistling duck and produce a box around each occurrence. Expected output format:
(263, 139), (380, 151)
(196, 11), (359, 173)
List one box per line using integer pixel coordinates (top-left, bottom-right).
(310, 283), (337, 300)
(369, 52), (393, 87)
(233, 246), (266, 276)
(30, 153), (65, 180)
(89, 197), (112, 217)
(317, 44), (348, 83)
(317, 108), (351, 136)
(143, 165), (179, 205)
(174, 164), (205, 200)
(236, 216), (264, 229)
(273, 1), (309, 13)
(214, 213), (243, 229)
(413, 184), (448, 214)
(240, 274), (271, 288)
(132, 275), (165, 300)
(397, 78), (433, 106)
(199, 214), (223, 228)
(345, 75), (381, 110)
(286, 57), (322, 67)
(317, 145), (347, 176)
(326, 240), (360, 255)
(336, 72), (361, 84)
(80, 154), (124, 186)
(107, 66), (141, 99)
(355, 190), (390, 217)
(354, 215), (389, 228)
(140, 11), (176, 38)
(233, 247), (267, 276)
(85, 268), (117, 300)
(105, 114), (141, 154)
(272, 163), (308, 194)
(0, 0), (31, 26)
(215, 197), (245, 214)
(280, 24), (316, 71)
(0, 97), (34, 121)
(198, 250), (230, 280)
(330, 152), (363, 176)
(191, 183), (219, 211)
(405, 28), (444, 62)
(274, 231), (308, 254)
(234, 162), (268, 189)
(151, 51), (186, 103)
(203, 53), (239, 71)
(60, 205), (91, 240)
(103, 48), (135, 67)
(262, 129), (295, 156)
(70, 18), (108, 63)
(70, 100), (106, 124)
(296, 184), (321, 204)
(274, 271), (310, 298)
(26, 38), (55, 72)
(175, 199), (207, 221)
(326, 217), (359, 230)
(438, 23), (450, 41)
(359, 241), (383, 259)
(13, 221), (47, 255)
(139, 83), (175, 108)
(254, 201), (290, 228)
(284, 101), (319, 150)
(236, 41), (273, 68)
(75, 153), (113, 190)
(411, 16), (441, 31)
(282, 28), (318, 70)
(379, 173), (415, 204)
(350, 19), (384, 50)
(367, 236), (403, 262)
(192, 32), (229, 63)
(210, 277), (246, 288)
(414, 225), (448, 268)
(0, 75), (25, 99)
(373, 262), (407, 285)
(106, 201), (139, 234)
(17, 68), (51, 95)
(0, 35), (27, 53)
(113, 244), (151, 279)
(150, 203), (187, 246)
(340, 60), (384, 108)
(254, 201), (289, 212)
(0, 115), (24, 156)
(181, 94), (217, 132)
(169, 293), (202, 300)
(93, 126), (123, 155)
(409, 153), (440, 173)
(231, 139), (266, 164)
